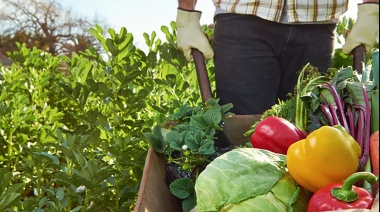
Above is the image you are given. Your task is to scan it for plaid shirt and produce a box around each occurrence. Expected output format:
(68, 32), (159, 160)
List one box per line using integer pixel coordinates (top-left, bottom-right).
(213, 0), (348, 22)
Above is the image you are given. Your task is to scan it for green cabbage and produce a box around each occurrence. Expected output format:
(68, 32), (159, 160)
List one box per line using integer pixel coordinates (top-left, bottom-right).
(194, 148), (309, 212)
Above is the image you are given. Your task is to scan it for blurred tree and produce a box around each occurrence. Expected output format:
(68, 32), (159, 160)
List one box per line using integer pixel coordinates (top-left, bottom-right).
(0, 0), (108, 57)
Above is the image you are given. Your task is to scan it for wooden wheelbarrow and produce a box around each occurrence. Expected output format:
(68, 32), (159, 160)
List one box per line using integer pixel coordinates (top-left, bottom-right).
(133, 46), (368, 212)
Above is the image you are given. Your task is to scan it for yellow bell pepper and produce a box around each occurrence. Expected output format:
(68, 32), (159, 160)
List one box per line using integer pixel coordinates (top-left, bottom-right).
(286, 125), (361, 193)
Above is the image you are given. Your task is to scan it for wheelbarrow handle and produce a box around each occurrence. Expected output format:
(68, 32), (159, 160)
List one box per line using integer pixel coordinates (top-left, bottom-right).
(353, 45), (366, 74)
(192, 48), (232, 148)
(192, 48), (212, 103)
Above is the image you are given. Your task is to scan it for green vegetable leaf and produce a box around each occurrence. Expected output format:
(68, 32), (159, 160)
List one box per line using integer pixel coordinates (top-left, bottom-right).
(330, 66), (357, 86)
(169, 178), (194, 199)
(182, 194), (196, 212)
(203, 109), (222, 126)
(144, 125), (166, 153)
(346, 82), (376, 108)
(195, 148), (291, 211)
(167, 131), (184, 151)
(184, 134), (199, 152)
(198, 139), (215, 155)
(190, 114), (208, 129)
(319, 87), (336, 106)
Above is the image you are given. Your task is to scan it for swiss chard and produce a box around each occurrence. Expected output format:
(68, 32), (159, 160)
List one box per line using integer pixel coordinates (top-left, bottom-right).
(299, 66), (376, 170)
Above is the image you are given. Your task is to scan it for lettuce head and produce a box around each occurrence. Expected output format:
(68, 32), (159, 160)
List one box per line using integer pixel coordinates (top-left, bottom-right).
(194, 148), (309, 212)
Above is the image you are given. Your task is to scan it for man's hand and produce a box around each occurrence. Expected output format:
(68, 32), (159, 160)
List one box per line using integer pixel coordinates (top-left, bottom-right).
(176, 9), (214, 61)
(342, 3), (379, 54)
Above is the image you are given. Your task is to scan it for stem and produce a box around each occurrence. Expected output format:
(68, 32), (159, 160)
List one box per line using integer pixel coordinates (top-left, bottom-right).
(295, 64), (307, 131)
(83, 189), (92, 212)
(324, 82), (350, 132)
(66, 158), (73, 211)
(331, 172), (377, 202)
(296, 70), (329, 131)
(320, 104), (335, 126)
(362, 158), (373, 194)
(36, 164), (42, 198)
(115, 173), (120, 208)
(356, 109), (364, 155)
(347, 105), (356, 139)
(360, 84), (372, 170)
(329, 104), (340, 125)
(7, 131), (13, 171)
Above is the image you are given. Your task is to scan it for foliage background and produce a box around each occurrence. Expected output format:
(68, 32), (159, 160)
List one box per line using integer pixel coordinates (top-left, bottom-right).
(0, 15), (369, 211)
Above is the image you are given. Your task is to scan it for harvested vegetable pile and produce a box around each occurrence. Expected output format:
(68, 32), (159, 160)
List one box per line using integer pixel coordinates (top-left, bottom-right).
(144, 49), (379, 212)
(247, 56), (379, 171)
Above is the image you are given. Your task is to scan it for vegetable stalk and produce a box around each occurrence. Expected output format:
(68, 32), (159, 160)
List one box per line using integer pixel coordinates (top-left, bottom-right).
(359, 84), (372, 170)
(321, 82), (350, 133)
(331, 172), (377, 202)
(295, 64), (329, 132)
(307, 172), (377, 211)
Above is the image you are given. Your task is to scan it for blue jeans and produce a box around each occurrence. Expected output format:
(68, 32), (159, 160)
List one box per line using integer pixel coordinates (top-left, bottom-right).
(214, 13), (336, 115)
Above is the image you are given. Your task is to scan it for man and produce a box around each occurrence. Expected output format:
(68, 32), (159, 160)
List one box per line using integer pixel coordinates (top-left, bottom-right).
(176, 0), (379, 115)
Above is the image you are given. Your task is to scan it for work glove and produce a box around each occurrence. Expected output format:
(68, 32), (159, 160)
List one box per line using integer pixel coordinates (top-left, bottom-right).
(176, 9), (214, 61)
(342, 3), (379, 54)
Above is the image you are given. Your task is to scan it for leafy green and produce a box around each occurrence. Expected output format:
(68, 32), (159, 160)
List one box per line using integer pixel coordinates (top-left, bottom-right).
(144, 98), (233, 212)
(298, 64), (377, 170)
(195, 148), (309, 211)
(170, 178), (195, 199)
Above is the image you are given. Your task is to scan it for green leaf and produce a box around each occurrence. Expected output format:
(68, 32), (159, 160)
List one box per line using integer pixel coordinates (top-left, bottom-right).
(55, 189), (65, 200)
(198, 139), (215, 155)
(118, 33), (133, 51)
(5, 183), (24, 194)
(78, 63), (92, 84)
(124, 67), (142, 83)
(89, 129), (101, 146)
(184, 134), (199, 151)
(144, 125), (166, 153)
(203, 109), (222, 126)
(33, 152), (60, 165)
(72, 171), (93, 189)
(108, 28), (116, 40)
(106, 38), (118, 55)
(165, 74), (176, 87)
(86, 79), (98, 92)
(167, 131), (184, 151)
(70, 206), (84, 212)
(0, 172), (12, 190)
(0, 193), (21, 211)
(182, 194), (196, 212)
(89, 28), (103, 41)
(169, 178), (194, 199)
(96, 82), (111, 97)
(346, 82), (376, 108)
(190, 115), (208, 129)
(118, 46), (130, 61)
(161, 26), (170, 38)
(44, 188), (55, 197)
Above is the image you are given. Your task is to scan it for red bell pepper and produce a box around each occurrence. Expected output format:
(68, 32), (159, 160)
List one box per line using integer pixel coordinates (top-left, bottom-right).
(250, 116), (306, 154)
(307, 172), (378, 212)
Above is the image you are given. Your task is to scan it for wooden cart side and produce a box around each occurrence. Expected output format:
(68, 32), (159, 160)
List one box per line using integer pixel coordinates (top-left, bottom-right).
(134, 147), (182, 212)
(134, 114), (261, 212)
